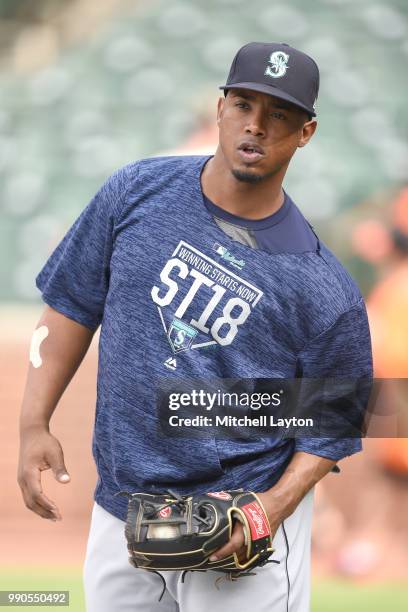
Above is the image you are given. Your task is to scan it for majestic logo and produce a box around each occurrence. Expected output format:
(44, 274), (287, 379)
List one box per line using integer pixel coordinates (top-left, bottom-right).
(164, 357), (177, 370)
(265, 51), (289, 79)
(242, 502), (270, 540)
(207, 491), (232, 501)
(213, 243), (245, 270)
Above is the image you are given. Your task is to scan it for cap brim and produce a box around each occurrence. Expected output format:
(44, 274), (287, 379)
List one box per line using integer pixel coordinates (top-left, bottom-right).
(219, 82), (316, 117)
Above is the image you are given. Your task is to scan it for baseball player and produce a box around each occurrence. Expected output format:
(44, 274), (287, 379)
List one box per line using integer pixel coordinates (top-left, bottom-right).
(17, 42), (373, 611)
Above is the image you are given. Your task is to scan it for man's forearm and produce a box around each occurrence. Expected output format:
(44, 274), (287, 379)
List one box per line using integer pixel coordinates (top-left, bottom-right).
(211, 451), (337, 561)
(260, 451), (336, 523)
(19, 305), (94, 433)
(17, 305), (94, 521)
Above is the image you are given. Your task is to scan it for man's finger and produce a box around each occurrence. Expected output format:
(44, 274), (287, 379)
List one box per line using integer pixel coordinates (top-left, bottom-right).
(30, 499), (59, 521)
(22, 469), (60, 518)
(237, 546), (248, 563)
(209, 522), (245, 561)
(21, 484), (60, 521)
(45, 445), (70, 483)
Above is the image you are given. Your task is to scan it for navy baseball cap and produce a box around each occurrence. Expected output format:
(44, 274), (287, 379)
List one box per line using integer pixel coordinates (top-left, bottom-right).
(219, 42), (320, 118)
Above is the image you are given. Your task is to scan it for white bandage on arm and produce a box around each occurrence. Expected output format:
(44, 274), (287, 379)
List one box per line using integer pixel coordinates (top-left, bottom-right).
(29, 325), (49, 368)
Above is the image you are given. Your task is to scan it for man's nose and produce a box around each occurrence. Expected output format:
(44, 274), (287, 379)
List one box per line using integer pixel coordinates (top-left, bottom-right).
(245, 110), (267, 137)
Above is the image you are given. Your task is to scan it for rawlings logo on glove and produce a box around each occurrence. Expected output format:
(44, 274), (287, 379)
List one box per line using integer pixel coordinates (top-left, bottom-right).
(242, 501), (269, 539)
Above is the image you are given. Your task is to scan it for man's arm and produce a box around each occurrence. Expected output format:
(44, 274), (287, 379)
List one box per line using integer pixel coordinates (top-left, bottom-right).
(17, 305), (95, 521)
(210, 451), (335, 561)
(258, 451), (336, 525)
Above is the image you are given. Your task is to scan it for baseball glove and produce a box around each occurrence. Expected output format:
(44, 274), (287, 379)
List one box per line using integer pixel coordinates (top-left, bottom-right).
(116, 489), (275, 579)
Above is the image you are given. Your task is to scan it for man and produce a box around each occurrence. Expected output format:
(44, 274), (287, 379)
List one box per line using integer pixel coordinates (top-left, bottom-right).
(18, 42), (372, 611)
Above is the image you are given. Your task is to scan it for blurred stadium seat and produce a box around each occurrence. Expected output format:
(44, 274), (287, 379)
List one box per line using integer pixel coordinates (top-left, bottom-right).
(0, 0), (407, 300)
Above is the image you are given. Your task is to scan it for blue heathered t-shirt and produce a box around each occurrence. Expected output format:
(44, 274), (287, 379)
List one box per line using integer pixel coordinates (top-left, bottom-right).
(35, 155), (373, 521)
(203, 190), (318, 254)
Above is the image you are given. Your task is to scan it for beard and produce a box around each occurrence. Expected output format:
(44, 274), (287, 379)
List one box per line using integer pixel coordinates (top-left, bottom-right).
(231, 165), (279, 184)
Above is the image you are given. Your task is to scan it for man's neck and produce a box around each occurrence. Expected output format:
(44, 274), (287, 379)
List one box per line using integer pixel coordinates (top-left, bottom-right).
(201, 149), (287, 220)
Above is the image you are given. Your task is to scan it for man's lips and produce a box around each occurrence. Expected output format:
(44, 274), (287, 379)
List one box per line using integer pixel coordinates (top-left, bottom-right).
(238, 141), (265, 155)
(237, 142), (265, 163)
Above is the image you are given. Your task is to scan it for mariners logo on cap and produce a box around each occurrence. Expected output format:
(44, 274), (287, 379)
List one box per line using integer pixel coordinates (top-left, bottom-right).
(265, 51), (289, 79)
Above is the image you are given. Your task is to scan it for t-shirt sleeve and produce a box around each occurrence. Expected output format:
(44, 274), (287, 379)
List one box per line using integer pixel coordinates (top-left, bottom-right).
(35, 166), (129, 331)
(294, 298), (373, 461)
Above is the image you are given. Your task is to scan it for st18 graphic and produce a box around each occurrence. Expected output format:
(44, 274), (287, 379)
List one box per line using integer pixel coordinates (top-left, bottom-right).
(151, 241), (263, 355)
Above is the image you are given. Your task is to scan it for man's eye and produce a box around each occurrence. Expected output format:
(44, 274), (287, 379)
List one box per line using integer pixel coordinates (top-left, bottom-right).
(271, 111), (286, 120)
(235, 102), (249, 109)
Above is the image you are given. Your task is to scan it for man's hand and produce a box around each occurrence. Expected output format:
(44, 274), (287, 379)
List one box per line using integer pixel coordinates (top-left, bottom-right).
(209, 491), (282, 562)
(209, 453), (337, 562)
(17, 425), (71, 522)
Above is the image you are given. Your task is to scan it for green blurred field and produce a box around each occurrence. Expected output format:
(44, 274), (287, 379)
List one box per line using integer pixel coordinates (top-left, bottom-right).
(0, 567), (407, 611)
(0, 568), (84, 611)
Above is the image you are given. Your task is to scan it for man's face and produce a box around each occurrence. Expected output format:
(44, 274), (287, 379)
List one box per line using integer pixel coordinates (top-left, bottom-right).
(216, 88), (316, 184)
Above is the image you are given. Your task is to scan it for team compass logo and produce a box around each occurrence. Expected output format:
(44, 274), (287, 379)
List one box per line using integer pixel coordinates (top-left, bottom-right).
(163, 320), (198, 370)
(168, 319), (198, 353)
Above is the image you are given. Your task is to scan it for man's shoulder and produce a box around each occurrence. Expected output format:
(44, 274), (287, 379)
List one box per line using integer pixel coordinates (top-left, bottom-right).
(120, 154), (208, 180)
(285, 194), (363, 309)
(314, 241), (364, 311)
(101, 155), (208, 220)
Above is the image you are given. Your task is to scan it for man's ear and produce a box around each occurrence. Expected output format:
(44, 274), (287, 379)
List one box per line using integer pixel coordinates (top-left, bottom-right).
(217, 96), (225, 125)
(298, 119), (317, 148)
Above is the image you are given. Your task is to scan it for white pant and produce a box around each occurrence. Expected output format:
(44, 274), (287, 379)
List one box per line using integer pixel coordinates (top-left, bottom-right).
(83, 490), (314, 612)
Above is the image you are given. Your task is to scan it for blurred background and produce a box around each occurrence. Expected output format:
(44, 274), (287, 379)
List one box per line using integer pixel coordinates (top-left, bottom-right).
(0, 0), (407, 610)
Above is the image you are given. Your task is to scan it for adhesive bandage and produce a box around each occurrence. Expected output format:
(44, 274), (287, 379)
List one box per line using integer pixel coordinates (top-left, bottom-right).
(29, 325), (49, 368)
